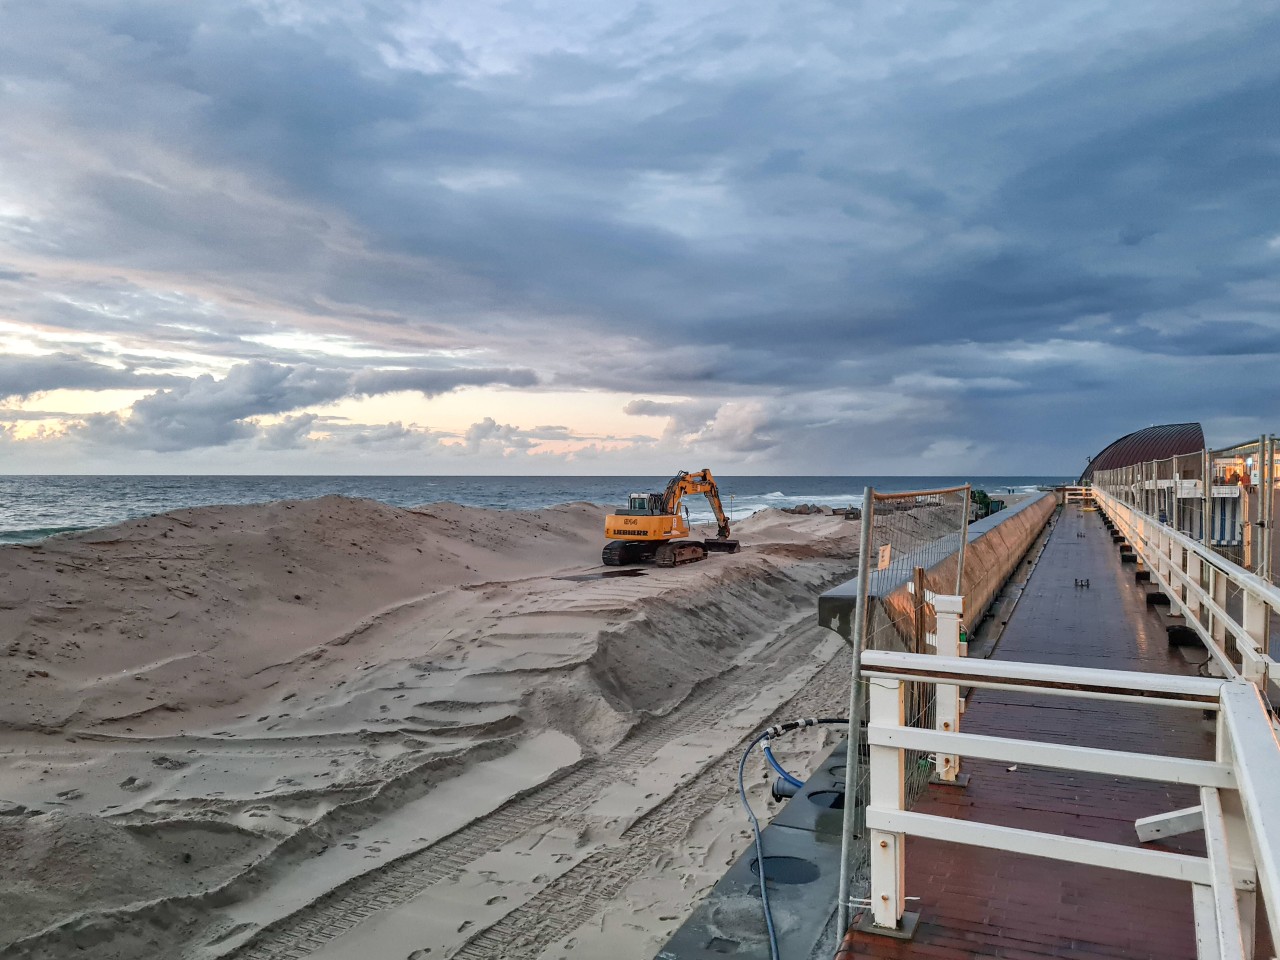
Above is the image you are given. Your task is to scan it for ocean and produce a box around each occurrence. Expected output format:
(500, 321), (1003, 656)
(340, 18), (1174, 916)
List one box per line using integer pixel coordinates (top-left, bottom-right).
(0, 475), (1070, 544)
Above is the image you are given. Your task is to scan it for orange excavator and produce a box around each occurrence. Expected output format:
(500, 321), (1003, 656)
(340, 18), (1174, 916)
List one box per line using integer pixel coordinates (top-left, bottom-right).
(602, 469), (741, 567)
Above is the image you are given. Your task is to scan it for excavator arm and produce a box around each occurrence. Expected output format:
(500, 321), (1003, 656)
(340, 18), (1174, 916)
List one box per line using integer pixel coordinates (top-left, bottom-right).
(660, 469), (733, 540)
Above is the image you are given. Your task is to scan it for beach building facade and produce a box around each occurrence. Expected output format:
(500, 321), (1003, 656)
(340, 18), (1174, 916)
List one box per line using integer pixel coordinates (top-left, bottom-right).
(1087, 427), (1278, 580)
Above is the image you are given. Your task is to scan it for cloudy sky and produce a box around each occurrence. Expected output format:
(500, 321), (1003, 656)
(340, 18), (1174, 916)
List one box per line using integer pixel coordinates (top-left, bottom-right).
(0, 0), (1277, 475)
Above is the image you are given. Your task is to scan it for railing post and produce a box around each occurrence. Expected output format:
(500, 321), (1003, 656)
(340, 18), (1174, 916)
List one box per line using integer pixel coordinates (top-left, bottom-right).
(1212, 566), (1228, 645)
(933, 595), (965, 784)
(1186, 549), (1202, 624)
(868, 676), (906, 931)
(1241, 593), (1267, 683)
(1216, 700), (1259, 957)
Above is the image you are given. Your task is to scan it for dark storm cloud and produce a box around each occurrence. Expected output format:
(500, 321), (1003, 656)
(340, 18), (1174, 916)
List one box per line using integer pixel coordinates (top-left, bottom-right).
(624, 398), (722, 438)
(345, 421), (428, 448)
(76, 360), (538, 451)
(1, 0), (1278, 469)
(0, 353), (185, 399)
(352, 367), (538, 396)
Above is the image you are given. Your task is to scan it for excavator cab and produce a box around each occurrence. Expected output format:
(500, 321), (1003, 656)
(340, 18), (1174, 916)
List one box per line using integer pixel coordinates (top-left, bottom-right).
(602, 469), (741, 567)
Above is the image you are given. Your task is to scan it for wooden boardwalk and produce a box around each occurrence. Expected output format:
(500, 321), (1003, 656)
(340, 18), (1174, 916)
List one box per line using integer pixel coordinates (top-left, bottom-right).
(840, 502), (1216, 960)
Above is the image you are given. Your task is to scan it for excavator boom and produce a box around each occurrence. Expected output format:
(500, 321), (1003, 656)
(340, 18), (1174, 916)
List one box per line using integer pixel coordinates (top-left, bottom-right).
(659, 470), (734, 541)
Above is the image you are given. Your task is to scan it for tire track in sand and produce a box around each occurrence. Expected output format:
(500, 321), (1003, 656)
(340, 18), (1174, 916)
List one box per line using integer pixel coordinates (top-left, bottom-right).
(448, 650), (849, 960)
(226, 615), (834, 960)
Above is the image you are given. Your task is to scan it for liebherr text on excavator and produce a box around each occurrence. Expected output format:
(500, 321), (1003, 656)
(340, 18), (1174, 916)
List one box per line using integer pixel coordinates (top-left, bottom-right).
(602, 469), (741, 567)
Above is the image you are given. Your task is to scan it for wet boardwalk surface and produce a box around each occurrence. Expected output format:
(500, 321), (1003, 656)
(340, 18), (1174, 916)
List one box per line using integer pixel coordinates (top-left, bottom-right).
(841, 503), (1215, 960)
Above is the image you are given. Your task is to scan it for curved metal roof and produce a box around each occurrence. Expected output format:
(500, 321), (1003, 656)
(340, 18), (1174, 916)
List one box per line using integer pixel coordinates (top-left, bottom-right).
(1080, 422), (1204, 483)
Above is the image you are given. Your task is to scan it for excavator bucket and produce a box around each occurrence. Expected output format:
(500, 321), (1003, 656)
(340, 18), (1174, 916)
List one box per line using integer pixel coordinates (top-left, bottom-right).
(703, 538), (740, 554)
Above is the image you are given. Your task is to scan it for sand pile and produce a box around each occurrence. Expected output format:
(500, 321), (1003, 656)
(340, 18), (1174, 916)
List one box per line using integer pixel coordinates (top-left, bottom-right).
(0, 497), (864, 958)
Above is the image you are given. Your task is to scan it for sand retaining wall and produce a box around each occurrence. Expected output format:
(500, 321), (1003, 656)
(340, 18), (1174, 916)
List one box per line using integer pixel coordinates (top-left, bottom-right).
(818, 492), (1056, 643)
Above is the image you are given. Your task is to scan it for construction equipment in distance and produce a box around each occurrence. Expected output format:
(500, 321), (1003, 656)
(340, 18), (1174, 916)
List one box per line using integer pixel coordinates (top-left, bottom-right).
(602, 469), (741, 567)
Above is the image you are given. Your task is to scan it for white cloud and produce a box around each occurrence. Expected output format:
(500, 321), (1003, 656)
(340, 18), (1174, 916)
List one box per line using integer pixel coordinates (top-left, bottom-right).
(258, 411), (319, 449)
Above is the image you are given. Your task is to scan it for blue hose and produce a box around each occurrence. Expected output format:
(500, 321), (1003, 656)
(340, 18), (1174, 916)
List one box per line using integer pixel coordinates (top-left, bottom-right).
(763, 741), (804, 789)
(738, 732), (781, 960)
(738, 718), (849, 960)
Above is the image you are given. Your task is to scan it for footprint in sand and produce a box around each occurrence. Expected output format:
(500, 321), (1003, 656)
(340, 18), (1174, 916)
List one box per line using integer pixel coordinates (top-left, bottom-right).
(406, 950), (432, 959)
(457, 921), (473, 933)
(485, 896), (507, 906)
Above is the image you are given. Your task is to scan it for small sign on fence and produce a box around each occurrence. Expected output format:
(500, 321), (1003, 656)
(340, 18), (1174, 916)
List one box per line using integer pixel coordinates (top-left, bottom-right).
(878, 544), (892, 570)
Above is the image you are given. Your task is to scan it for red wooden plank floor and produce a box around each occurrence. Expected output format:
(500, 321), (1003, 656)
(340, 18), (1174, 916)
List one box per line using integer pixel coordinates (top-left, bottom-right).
(839, 503), (1216, 959)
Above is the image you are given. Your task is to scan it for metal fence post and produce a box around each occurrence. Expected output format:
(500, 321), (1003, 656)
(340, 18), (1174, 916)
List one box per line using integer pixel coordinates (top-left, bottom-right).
(1262, 437), (1270, 580)
(1249, 435), (1265, 573)
(933, 595), (964, 784)
(955, 485), (971, 596)
(868, 675), (906, 931)
(837, 487), (876, 937)
(1204, 448), (1213, 549)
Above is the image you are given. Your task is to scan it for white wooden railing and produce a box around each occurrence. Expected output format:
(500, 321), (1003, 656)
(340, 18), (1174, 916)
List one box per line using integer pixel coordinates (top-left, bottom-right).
(1063, 485), (1094, 504)
(861, 650), (1280, 960)
(1094, 486), (1280, 693)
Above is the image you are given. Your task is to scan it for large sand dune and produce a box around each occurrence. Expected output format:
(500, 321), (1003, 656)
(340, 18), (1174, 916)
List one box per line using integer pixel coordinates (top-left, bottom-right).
(0, 497), (866, 959)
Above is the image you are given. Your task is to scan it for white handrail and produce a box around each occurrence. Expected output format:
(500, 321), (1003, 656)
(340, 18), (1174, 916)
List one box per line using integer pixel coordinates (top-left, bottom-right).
(1099, 487), (1280, 601)
(1092, 486), (1280, 690)
(865, 723), (1236, 787)
(1220, 681), (1280, 947)
(862, 652), (1278, 960)
(863, 650), (1224, 705)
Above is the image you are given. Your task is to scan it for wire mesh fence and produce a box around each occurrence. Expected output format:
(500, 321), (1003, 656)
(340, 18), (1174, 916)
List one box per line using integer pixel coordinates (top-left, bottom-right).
(837, 484), (970, 932)
(863, 486), (970, 805)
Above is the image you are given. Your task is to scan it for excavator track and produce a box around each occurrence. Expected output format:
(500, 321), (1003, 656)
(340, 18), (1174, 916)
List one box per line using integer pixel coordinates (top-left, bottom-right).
(601, 540), (657, 566)
(653, 541), (707, 567)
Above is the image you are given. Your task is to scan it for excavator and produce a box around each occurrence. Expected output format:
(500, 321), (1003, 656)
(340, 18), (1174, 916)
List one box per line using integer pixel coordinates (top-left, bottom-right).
(602, 469), (741, 567)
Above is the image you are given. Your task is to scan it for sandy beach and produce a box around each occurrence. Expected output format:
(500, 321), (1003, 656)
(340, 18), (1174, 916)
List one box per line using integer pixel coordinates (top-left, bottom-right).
(0, 496), (877, 960)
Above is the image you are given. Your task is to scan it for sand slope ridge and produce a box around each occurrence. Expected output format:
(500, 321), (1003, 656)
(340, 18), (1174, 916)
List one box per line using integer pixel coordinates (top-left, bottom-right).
(0, 496), (864, 959)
